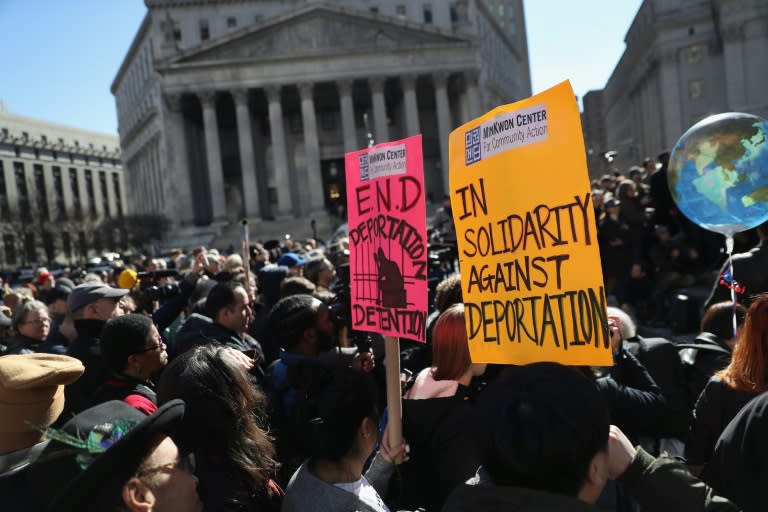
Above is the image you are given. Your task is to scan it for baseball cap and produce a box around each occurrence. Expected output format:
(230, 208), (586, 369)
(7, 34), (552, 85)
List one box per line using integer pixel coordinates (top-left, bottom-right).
(67, 283), (128, 313)
(277, 252), (307, 268)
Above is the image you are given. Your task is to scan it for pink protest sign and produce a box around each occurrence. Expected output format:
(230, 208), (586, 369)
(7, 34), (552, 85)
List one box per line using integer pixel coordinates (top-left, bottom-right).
(345, 135), (428, 343)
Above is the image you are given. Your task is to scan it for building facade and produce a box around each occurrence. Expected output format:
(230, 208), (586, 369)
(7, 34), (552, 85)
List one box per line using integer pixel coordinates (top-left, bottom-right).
(585, 0), (768, 172)
(113, 0), (531, 232)
(0, 108), (126, 267)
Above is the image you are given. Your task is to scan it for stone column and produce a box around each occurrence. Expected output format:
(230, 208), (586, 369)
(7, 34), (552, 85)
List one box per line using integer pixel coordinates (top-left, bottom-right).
(198, 90), (227, 223)
(433, 72), (453, 193)
(265, 85), (292, 217)
(163, 93), (195, 225)
(465, 70), (482, 120)
(370, 77), (389, 143)
(338, 79), (358, 153)
(298, 82), (326, 213)
(232, 89), (261, 219)
(402, 75), (421, 136)
(658, 49), (682, 150)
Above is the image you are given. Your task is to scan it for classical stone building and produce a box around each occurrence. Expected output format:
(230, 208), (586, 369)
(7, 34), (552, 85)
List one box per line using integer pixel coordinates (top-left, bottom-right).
(113, 0), (531, 236)
(584, 0), (768, 172)
(0, 107), (125, 266)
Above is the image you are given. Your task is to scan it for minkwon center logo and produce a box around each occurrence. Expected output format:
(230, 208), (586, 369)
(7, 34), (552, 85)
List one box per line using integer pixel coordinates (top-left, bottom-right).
(464, 104), (549, 167)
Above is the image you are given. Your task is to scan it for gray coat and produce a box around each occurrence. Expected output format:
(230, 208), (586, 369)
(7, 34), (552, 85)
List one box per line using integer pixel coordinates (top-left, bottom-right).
(282, 453), (394, 512)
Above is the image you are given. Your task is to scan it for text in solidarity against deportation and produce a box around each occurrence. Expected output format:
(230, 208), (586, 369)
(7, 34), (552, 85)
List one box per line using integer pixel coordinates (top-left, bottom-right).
(449, 81), (612, 366)
(345, 135), (428, 342)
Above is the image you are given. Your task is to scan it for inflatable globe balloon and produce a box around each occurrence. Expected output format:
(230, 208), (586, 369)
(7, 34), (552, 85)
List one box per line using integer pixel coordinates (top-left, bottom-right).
(668, 112), (768, 236)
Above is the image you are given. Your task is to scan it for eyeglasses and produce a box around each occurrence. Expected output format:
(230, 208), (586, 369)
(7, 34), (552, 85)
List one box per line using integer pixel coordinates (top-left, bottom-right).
(137, 453), (196, 478)
(21, 318), (51, 326)
(134, 342), (164, 353)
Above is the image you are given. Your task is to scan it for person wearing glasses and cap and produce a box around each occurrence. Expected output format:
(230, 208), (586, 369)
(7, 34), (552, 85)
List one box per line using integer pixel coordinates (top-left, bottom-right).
(34, 399), (202, 512)
(64, 282), (129, 415)
(88, 314), (168, 415)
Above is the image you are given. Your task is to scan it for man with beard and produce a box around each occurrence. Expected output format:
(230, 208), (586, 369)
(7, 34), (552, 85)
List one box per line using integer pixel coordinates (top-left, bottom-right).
(172, 280), (265, 377)
(265, 294), (374, 484)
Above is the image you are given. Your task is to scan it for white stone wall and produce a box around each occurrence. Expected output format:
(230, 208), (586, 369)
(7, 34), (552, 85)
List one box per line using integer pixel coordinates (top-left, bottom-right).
(602, 0), (768, 171)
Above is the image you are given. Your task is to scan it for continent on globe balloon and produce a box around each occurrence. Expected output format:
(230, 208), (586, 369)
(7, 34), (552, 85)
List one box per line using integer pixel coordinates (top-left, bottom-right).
(668, 112), (768, 236)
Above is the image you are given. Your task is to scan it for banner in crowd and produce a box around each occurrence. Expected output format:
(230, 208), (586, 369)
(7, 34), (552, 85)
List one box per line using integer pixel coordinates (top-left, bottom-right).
(345, 135), (428, 343)
(449, 80), (611, 366)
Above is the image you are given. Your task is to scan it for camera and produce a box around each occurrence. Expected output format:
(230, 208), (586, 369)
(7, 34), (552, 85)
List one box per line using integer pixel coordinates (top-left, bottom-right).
(142, 283), (182, 301)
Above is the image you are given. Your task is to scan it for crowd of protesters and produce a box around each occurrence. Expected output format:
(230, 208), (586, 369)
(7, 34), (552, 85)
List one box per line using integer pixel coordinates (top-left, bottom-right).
(1, 154), (768, 511)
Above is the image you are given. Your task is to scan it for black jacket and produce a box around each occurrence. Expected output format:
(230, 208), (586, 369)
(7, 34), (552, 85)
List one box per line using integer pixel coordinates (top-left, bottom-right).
(679, 332), (732, 407)
(706, 391), (768, 512)
(389, 385), (480, 511)
(685, 376), (757, 466)
(625, 336), (692, 438)
(64, 319), (108, 416)
(443, 449), (739, 512)
(596, 348), (667, 441)
(87, 373), (158, 414)
(171, 313), (265, 376)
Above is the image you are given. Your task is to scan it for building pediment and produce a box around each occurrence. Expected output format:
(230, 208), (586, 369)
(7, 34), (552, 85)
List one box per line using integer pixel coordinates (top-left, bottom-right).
(163, 4), (473, 67)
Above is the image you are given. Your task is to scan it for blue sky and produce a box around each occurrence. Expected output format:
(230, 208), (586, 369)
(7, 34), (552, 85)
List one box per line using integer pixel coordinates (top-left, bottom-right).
(0, 0), (641, 135)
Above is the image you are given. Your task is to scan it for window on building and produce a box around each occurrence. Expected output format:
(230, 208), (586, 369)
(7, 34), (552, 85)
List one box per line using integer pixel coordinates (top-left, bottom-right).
(289, 114), (303, 134)
(174, 25), (182, 42)
(21, 132), (28, 140)
(68, 153), (74, 163)
(52, 151), (58, 161)
(88, 143), (94, 149)
(0, 161), (8, 218)
(42, 231), (54, 264)
(53, 166), (66, 219)
(34, 164), (49, 221)
(1, 128), (7, 138)
(254, 15), (264, 22)
(85, 170), (97, 216)
(370, 6), (379, 13)
(24, 234), (36, 264)
(200, 20), (210, 40)
(74, 140), (79, 147)
(41, 135), (47, 144)
(686, 44), (703, 64)
(395, 5), (406, 18)
(14, 146), (20, 158)
(4, 235), (16, 265)
(450, 4), (458, 23)
(58, 137), (64, 144)
(423, 4), (433, 23)
(34, 149), (40, 159)
(320, 112), (336, 131)
(227, 17), (237, 28)
(99, 171), (110, 217)
(70, 168), (81, 217)
(113, 173), (123, 217)
(62, 232), (72, 259)
(14, 162), (30, 221)
(78, 231), (87, 259)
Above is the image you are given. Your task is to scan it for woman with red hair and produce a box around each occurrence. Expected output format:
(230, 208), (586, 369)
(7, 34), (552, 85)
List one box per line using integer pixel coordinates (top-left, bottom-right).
(393, 303), (486, 512)
(687, 293), (768, 475)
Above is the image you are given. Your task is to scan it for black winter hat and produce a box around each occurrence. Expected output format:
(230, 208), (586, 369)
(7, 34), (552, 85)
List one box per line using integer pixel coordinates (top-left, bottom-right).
(41, 399), (185, 511)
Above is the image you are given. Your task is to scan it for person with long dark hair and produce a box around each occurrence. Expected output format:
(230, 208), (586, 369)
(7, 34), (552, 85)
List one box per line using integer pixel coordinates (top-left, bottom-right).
(157, 344), (281, 511)
(282, 367), (406, 512)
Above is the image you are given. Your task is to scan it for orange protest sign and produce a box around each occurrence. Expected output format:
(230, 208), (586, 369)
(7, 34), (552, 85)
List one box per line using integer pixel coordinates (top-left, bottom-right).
(449, 81), (611, 366)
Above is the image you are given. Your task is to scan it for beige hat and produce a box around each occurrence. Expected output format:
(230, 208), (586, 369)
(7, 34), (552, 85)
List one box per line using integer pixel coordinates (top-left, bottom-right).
(0, 354), (84, 433)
